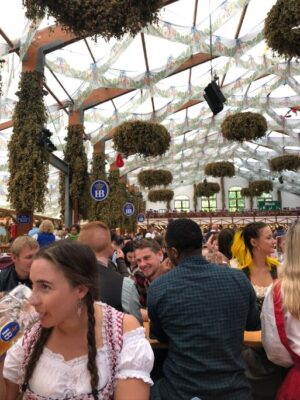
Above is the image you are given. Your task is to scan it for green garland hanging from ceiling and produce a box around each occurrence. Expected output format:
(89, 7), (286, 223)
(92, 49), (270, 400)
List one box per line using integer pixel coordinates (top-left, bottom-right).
(8, 71), (48, 213)
(249, 180), (273, 196)
(113, 120), (171, 158)
(195, 181), (220, 198)
(264, 0), (300, 59)
(241, 187), (254, 210)
(148, 189), (174, 210)
(204, 162), (235, 210)
(23, 0), (162, 40)
(269, 154), (300, 172)
(137, 169), (173, 188)
(221, 112), (268, 142)
(59, 124), (90, 220)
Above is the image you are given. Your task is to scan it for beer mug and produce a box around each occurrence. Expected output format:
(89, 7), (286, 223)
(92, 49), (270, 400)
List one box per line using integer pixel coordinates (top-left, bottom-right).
(0, 285), (37, 357)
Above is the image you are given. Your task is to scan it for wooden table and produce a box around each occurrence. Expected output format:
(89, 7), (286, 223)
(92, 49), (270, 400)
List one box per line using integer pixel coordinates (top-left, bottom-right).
(144, 322), (262, 349)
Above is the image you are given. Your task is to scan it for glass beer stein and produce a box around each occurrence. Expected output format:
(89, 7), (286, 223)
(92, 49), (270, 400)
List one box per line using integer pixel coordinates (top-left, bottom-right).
(0, 285), (37, 357)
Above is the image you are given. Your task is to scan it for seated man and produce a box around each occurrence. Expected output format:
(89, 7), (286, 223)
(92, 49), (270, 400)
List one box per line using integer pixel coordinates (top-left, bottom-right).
(148, 218), (260, 400)
(0, 236), (39, 292)
(79, 221), (142, 324)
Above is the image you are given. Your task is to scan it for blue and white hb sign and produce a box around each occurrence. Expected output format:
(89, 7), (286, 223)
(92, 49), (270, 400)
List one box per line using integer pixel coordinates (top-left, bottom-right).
(123, 202), (135, 217)
(137, 213), (145, 223)
(90, 180), (109, 201)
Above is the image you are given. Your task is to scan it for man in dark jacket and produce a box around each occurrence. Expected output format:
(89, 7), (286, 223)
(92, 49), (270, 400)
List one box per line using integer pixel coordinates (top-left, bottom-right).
(0, 236), (39, 292)
(78, 221), (142, 324)
(148, 218), (261, 400)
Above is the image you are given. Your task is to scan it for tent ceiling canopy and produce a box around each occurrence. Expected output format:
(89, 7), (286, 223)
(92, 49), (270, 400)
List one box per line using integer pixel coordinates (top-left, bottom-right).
(0, 0), (300, 217)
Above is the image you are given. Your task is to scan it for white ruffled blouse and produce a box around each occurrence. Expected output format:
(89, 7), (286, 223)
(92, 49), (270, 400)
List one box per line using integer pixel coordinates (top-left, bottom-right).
(261, 285), (300, 368)
(4, 305), (154, 399)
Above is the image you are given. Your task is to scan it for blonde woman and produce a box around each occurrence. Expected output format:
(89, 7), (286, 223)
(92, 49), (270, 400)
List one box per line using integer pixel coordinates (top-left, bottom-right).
(231, 222), (283, 400)
(261, 220), (300, 399)
(33, 219), (56, 248)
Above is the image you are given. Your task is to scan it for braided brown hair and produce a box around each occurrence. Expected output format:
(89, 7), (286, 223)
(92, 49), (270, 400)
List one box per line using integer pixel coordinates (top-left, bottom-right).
(20, 327), (53, 395)
(20, 241), (101, 399)
(86, 292), (99, 399)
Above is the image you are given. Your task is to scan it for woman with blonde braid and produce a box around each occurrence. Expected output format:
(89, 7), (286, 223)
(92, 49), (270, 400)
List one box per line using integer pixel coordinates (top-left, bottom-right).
(261, 220), (300, 399)
(231, 222), (284, 400)
(3, 241), (153, 400)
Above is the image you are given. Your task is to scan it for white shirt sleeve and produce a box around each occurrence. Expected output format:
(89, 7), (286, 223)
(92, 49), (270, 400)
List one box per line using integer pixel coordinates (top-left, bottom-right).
(261, 285), (294, 368)
(3, 336), (25, 384)
(116, 327), (154, 385)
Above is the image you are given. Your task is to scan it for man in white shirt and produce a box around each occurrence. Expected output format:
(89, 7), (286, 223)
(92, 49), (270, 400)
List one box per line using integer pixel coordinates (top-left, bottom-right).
(145, 224), (156, 239)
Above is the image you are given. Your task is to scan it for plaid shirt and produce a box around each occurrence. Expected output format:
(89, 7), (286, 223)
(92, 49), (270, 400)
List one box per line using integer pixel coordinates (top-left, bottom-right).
(148, 255), (260, 400)
(134, 270), (149, 308)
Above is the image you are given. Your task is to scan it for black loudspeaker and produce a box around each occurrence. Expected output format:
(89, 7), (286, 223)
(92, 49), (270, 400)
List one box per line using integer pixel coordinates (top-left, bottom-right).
(204, 80), (226, 115)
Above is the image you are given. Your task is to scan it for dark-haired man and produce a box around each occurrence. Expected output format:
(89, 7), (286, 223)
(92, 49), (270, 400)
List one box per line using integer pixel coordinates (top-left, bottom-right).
(148, 218), (260, 400)
(134, 238), (164, 313)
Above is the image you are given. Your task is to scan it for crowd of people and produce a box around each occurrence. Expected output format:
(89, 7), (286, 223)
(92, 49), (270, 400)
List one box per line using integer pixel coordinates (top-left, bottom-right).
(0, 217), (298, 400)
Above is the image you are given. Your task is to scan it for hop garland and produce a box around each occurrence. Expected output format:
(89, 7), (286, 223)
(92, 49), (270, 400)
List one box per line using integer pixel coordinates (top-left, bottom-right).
(8, 71), (48, 212)
(59, 124), (90, 220)
(249, 180), (273, 196)
(269, 154), (300, 172)
(264, 0), (300, 59)
(113, 120), (171, 158)
(196, 181), (220, 198)
(22, 0), (162, 40)
(221, 112), (267, 142)
(204, 161), (235, 177)
(138, 169), (173, 188)
(148, 189), (174, 210)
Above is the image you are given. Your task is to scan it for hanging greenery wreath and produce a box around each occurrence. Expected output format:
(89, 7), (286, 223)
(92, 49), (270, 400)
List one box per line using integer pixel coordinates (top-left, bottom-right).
(264, 0), (300, 59)
(241, 187), (254, 197)
(148, 189), (174, 210)
(249, 180), (273, 196)
(241, 187), (255, 210)
(196, 181), (220, 198)
(22, 0), (162, 40)
(59, 124), (90, 220)
(204, 161), (235, 177)
(221, 112), (267, 142)
(8, 71), (48, 213)
(269, 154), (300, 172)
(113, 120), (171, 158)
(138, 169), (173, 188)
(204, 161), (235, 210)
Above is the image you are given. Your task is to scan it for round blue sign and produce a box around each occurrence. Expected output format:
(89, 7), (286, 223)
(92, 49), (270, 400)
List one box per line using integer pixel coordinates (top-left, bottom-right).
(137, 213), (145, 223)
(123, 202), (135, 217)
(90, 180), (109, 201)
(0, 321), (20, 342)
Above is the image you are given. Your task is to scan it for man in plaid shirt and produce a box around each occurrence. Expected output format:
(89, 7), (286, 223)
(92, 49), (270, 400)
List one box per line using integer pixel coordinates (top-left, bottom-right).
(148, 218), (260, 400)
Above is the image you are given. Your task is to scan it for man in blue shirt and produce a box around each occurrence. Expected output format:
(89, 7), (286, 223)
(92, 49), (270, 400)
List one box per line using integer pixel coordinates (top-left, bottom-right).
(148, 218), (260, 400)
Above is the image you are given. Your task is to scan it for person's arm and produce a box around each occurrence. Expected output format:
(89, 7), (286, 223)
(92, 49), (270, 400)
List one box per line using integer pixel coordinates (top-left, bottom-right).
(115, 250), (130, 277)
(261, 286), (293, 367)
(245, 281), (261, 331)
(122, 278), (143, 325)
(3, 378), (19, 400)
(141, 308), (148, 322)
(114, 315), (152, 400)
